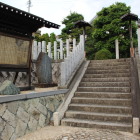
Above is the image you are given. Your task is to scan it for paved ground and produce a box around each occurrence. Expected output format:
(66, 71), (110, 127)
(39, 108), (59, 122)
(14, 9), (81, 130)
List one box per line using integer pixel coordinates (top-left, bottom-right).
(17, 126), (140, 140)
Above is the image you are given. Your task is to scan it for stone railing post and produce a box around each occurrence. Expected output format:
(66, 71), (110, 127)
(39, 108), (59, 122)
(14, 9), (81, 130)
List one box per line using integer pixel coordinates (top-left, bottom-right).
(115, 39), (119, 59)
(57, 51), (60, 59)
(38, 42), (41, 56)
(59, 35), (85, 87)
(73, 38), (76, 51)
(60, 62), (66, 86)
(42, 41), (46, 53)
(66, 39), (70, 57)
(54, 41), (57, 60)
(60, 40), (63, 59)
(32, 40), (38, 60)
(47, 42), (51, 58)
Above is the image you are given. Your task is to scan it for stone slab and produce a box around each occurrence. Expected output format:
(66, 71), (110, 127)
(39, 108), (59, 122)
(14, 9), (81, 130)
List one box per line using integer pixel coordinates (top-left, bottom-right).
(0, 89), (68, 104)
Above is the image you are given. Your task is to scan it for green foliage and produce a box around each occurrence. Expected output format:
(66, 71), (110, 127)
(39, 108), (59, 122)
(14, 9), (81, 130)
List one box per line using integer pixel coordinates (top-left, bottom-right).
(60, 12), (84, 40)
(90, 2), (137, 58)
(34, 32), (56, 46)
(95, 48), (112, 60)
(34, 34), (42, 42)
(41, 33), (50, 43)
(50, 33), (56, 44)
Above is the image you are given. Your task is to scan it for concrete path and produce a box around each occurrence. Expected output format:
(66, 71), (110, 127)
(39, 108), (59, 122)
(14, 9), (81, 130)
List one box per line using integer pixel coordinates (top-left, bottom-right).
(17, 126), (140, 140)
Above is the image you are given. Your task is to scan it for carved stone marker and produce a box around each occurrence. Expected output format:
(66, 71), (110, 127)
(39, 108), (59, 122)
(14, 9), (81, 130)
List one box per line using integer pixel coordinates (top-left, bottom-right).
(36, 52), (52, 84)
(0, 80), (20, 95)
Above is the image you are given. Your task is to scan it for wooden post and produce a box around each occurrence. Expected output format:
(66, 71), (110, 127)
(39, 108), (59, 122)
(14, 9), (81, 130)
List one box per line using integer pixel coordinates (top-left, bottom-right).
(129, 20), (134, 57)
(137, 28), (140, 56)
(83, 26), (86, 51)
(13, 72), (18, 84)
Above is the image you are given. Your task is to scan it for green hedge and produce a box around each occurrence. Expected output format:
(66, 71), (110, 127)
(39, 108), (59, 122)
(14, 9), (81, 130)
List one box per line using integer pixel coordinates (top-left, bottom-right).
(95, 48), (112, 60)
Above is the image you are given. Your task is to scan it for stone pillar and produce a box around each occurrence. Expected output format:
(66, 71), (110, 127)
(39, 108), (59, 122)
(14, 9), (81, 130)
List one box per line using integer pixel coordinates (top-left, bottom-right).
(73, 38), (76, 51)
(57, 52), (60, 59)
(60, 62), (66, 86)
(66, 39), (70, 57)
(53, 112), (60, 126)
(42, 41), (46, 53)
(54, 41), (57, 60)
(38, 42), (42, 56)
(133, 118), (139, 133)
(137, 28), (140, 56)
(115, 39), (119, 59)
(32, 41), (38, 60)
(47, 42), (51, 58)
(65, 58), (69, 82)
(60, 40), (63, 59)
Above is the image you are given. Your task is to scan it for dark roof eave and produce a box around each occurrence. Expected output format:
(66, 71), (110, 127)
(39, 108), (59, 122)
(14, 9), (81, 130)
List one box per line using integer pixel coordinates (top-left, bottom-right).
(74, 20), (92, 28)
(121, 13), (138, 21)
(0, 2), (60, 30)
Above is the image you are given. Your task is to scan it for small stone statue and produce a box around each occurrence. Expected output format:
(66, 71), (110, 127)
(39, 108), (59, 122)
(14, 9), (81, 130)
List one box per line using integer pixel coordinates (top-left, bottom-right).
(0, 80), (20, 95)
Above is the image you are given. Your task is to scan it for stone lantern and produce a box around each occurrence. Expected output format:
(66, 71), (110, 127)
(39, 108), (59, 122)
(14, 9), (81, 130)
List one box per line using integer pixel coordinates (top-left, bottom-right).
(74, 20), (92, 49)
(121, 13), (138, 57)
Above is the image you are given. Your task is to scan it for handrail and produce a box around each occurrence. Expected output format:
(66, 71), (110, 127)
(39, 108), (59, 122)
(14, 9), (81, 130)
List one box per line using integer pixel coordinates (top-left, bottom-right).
(130, 57), (140, 118)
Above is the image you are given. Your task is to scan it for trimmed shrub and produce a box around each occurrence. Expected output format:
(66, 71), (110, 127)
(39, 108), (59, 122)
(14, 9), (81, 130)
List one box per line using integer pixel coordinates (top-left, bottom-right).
(95, 48), (112, 60)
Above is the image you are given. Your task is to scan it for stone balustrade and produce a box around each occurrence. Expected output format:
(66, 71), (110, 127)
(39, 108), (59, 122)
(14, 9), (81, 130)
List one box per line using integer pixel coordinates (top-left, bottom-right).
(32, 35), (85, 87)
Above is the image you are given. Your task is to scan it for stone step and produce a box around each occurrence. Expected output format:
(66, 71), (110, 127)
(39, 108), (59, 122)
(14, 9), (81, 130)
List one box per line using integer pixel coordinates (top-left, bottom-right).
(84, 73), (130, 78)
(89, 62), (130, 67)
(90, 59), (130, 63)
(90, 58), (131, 63)
(65, 111), (132, 123)
(87, 65), (130, 70)
(79, 82), (130, 87)
(81, 77), (130, 82)
(68, 104), (132, 114)
(86, 69), (130, 74)
(61, 118), (132, 132)
(77, 87), (130, 93)
(71, 97), (131, 106)
(74, 92), (131, 99)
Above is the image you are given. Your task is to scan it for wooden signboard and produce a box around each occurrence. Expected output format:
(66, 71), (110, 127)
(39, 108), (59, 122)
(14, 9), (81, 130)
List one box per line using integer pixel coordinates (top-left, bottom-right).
(0, 33), (31, 68)
(0, 33), (32, 89)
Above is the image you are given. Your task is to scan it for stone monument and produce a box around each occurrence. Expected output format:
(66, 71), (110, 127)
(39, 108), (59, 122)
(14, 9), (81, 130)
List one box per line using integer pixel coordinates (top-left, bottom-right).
(36, 52), (52, 86)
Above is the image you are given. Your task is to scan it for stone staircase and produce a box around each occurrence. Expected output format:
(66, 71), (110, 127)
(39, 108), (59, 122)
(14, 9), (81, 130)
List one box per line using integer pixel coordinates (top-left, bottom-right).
(61, 58), (132, 132)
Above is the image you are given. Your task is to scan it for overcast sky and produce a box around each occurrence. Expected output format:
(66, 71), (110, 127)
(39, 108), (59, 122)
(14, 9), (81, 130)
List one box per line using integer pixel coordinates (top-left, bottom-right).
(0, 0), (140, 35)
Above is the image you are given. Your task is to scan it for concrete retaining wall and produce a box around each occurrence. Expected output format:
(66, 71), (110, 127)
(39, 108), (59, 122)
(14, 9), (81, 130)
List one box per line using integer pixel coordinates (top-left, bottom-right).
(0, 89), (68, 140)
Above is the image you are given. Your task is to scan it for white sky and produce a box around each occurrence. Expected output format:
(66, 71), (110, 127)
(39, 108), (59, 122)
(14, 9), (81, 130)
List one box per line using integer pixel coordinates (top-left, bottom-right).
(0, 0), (140, 35)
